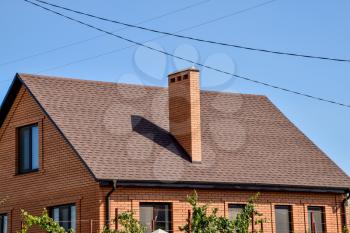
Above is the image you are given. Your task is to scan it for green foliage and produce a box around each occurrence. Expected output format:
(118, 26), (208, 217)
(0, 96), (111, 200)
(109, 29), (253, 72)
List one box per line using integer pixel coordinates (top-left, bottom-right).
(102, 212), (146, 233)
(179, 191), (235, 233)
(215, 216), (235, 233)
(19, 208), (145, 233)
(18, 192), (267, 233)
(19, 209), (74, 233)
(343, 225), (349, 233)
(180, 191), (266, 233)
(234, 193), (267, 233)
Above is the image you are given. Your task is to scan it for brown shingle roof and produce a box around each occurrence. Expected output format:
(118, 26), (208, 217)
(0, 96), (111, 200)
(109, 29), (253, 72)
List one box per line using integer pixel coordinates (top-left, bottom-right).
(14, 73), (350, 190)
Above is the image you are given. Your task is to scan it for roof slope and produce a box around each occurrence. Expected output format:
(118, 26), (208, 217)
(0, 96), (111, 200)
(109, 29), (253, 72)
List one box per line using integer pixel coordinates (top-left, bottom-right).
(8, 73), (350, 190)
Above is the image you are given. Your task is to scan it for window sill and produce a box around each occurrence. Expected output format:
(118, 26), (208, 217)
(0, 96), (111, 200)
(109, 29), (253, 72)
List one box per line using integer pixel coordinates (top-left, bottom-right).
(16, 169), (39, 175)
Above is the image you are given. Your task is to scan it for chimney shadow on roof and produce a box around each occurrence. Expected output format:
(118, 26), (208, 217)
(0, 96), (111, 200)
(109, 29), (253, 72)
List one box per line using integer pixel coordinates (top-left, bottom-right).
(131, 115), (191, 162)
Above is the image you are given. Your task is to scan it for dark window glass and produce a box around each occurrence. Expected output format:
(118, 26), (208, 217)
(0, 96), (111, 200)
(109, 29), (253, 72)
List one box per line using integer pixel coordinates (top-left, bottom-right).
(0, 214), (8, 233)
(275, 205), (292, 233)
(51, 204), (76, 232)
(308, 206), (325, 233)
(140, 203), (172, 233)
(18, 124), (39, 173)
(228, 204), (245, 220)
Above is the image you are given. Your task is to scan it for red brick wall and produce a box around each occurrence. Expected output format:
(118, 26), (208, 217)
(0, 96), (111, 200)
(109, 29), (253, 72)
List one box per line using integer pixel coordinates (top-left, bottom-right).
(105, 187), (347, 233)
(0, 86), (101, 233)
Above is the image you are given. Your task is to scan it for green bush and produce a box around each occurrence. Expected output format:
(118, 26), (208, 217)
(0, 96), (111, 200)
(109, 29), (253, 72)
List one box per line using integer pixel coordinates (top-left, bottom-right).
(19, 209), (74, 233)
(102, 212), (146, 233)
(19, 192), (266, 233)
(179, 191), (266, 233)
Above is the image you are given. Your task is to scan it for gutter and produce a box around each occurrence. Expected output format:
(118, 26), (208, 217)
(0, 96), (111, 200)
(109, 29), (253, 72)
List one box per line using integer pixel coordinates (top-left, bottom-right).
(99, 179), (349, 194)
(342, 191), (350, 228)
(105, 180), (117, 229)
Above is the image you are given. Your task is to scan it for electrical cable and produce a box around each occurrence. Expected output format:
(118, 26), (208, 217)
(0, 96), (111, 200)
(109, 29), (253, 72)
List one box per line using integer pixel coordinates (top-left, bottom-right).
(23, 0), (350, 108)
(0, 0), (210, 67)
(32, 0), (350, 63)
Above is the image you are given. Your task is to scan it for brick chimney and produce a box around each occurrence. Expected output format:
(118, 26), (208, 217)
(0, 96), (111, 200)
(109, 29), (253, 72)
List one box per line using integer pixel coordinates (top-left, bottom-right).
(168, 67), (202, 163)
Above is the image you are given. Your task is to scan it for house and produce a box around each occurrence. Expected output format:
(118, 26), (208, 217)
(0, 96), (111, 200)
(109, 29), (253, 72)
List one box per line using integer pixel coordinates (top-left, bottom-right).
(0, 68), (349, 233)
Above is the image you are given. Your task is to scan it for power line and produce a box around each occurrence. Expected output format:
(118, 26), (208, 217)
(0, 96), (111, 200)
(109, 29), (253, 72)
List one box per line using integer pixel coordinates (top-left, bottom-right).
(1, 0), (267, 87)
(23, 0), (350, 108)
(32, 0), (350, 63)
(37, 0), (277, 73)
(0, 0), (210, 67)
(1, 0), (276, 85)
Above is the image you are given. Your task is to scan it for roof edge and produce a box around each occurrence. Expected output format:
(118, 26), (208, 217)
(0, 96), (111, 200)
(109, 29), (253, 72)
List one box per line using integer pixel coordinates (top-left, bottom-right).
(0, 74), (22, 129)
(100, 179), (350, 194)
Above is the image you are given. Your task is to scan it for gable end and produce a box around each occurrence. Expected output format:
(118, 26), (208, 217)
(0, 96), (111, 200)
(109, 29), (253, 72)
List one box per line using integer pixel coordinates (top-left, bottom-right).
(0, 73), (99, 182)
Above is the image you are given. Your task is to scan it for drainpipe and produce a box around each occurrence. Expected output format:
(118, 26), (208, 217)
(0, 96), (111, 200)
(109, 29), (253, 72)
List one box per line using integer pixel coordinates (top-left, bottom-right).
(105, 180), (117, 229)
(342, 191), (350, 229)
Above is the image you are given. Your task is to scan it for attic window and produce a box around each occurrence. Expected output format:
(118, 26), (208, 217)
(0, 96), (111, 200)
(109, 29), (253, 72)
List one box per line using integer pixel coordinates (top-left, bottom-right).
(170, 78), (176, 83)
(177, 76), (182, 81)
(18, 124), (39, 174)
(183, 74), (188, 80)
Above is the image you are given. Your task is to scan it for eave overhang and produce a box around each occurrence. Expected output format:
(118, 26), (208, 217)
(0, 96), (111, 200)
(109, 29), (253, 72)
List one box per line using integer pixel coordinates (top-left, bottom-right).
(99, 179), (350, 194)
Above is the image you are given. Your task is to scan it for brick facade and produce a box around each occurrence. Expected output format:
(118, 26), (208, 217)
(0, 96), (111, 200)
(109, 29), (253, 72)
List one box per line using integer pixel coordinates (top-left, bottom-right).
(105, 187), (348, 233)
(0, 86), (101, 232)
(0, 84), (349, 233)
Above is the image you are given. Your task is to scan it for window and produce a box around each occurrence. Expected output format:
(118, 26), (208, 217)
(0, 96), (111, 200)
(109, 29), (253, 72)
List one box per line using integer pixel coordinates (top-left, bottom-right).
(228, 204), (245, 220)
(51, 204), (76, 232)
(18, 124), (39, 173)
(140, 203), (172, 233)
(308, 206), (325, 233)
(275, 205), (292, 233)
(0, 214), (7, 233)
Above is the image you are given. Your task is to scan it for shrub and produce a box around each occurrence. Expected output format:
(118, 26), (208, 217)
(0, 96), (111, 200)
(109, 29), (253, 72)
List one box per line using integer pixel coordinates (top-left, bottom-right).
(102, 212), (146, 233)
(180, 191), (266, 233)
(19, 192), (266, 233)
(19, 209), (74, 233)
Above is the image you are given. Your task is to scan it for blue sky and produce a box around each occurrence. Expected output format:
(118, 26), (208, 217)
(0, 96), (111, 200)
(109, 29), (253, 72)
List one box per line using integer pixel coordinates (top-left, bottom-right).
(1, 0), (350, 175)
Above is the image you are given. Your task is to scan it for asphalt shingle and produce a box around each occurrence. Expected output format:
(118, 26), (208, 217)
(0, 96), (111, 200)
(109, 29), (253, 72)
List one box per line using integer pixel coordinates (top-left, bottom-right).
(17, 73), (350, 189)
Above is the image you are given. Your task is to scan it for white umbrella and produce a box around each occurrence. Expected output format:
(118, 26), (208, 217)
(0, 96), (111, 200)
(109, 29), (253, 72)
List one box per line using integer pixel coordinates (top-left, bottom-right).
(152, 229), (168, 233)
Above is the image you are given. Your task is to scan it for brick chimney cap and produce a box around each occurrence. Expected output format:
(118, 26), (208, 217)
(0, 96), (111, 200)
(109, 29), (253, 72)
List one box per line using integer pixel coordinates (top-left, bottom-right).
(168, 67), (199, 77)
